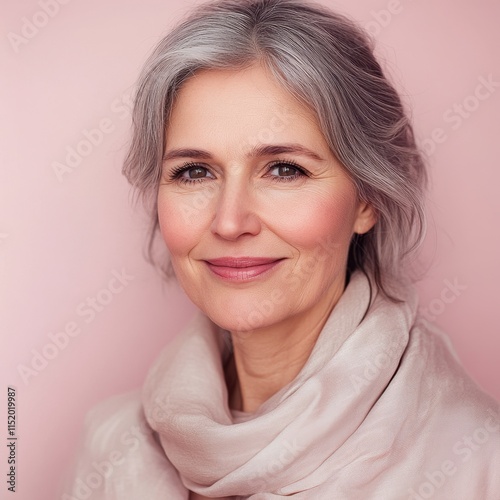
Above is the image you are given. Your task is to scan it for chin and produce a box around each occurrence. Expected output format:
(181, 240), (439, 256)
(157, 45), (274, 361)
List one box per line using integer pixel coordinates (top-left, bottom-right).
(200, 298), (288, 334)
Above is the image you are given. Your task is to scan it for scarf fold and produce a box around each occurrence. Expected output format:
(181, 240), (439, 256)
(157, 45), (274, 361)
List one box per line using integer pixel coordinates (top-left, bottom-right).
(63, 271), (500, 499)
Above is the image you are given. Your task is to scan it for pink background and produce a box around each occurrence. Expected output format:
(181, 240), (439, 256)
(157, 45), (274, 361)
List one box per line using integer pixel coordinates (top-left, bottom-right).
(1, 0), (499, 498)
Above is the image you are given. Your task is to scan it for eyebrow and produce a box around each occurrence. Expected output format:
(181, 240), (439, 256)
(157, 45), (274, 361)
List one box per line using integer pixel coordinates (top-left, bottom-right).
(162, 143), (326, 162)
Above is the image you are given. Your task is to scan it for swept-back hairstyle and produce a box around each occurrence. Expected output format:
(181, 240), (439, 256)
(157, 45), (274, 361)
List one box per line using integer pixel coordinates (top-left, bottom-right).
(122, 0), (427, 300)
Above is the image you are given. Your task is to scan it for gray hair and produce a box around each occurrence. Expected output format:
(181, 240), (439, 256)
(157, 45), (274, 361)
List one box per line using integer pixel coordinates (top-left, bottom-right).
(122, 0), (427, 301)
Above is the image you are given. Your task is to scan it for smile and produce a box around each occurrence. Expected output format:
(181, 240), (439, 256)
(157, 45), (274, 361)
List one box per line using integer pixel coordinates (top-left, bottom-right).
(203, 257), (285, 282)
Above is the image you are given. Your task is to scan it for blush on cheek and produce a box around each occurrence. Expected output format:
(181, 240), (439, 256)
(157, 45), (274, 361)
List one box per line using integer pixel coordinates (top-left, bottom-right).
(273, 191), (358, 253)
(157, 198), (187, 255)
(158, 192), (214, 261)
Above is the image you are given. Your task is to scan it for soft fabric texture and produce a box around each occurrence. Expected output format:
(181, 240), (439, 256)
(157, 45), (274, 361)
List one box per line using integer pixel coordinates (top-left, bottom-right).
(62, 271), (500, 499)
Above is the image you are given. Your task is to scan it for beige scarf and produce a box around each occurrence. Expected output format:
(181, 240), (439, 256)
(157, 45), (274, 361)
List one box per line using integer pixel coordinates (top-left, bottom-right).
(62, 271), (500, 499)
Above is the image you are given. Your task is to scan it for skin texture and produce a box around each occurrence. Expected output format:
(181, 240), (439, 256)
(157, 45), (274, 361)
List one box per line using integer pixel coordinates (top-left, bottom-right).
(158, 63), (376, 429)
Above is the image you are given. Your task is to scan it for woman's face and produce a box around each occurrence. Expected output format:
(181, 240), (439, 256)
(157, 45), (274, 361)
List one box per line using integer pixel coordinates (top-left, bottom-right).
(158, 63), (375, 332)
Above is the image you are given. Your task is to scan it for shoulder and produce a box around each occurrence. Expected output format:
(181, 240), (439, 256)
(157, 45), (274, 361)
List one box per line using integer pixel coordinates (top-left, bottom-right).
(407, 317), (499, 415)
(61, 391), (188, 499)
(405, 319), (500, 495)
(410, 317), (496, 400)
(80, 391), (148, 454)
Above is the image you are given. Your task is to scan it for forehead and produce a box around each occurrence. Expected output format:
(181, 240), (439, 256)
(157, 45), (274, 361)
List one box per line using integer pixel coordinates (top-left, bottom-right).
(166, 64), (328, 153)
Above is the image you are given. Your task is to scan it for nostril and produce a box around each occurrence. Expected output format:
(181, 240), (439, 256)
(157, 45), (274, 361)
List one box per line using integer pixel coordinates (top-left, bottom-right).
(210, 202), (261, 239)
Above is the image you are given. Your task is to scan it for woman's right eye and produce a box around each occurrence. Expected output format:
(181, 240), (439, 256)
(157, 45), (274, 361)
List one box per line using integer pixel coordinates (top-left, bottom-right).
(168, 163), (215, 184)
(183, 166), (209, 179)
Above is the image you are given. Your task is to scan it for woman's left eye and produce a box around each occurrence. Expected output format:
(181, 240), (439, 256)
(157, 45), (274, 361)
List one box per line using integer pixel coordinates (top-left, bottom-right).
(267, 162), (307, 182)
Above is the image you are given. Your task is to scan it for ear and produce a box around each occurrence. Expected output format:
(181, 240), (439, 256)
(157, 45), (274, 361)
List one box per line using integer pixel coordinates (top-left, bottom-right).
(353, 200), (377, 235)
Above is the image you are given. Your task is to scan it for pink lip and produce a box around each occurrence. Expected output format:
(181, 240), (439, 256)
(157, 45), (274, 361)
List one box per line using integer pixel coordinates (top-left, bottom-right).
(204, 257), (284, 281)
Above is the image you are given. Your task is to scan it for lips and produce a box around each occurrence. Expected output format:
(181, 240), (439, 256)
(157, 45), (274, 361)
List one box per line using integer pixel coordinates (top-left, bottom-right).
(204, 257), (284, 281)
(205, 257), (281, 267)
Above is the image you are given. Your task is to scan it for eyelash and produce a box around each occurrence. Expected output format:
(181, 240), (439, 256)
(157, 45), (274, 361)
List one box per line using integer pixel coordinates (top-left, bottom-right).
(167, 159), (308, 185)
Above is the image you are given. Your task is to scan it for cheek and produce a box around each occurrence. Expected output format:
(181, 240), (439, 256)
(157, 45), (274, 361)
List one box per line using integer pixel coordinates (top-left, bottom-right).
(157, 192), (209, 257)
(268, 187), (358, 255)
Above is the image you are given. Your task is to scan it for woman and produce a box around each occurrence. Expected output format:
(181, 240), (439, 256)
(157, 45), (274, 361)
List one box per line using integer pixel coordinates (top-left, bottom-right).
(63, 0), (499, 498)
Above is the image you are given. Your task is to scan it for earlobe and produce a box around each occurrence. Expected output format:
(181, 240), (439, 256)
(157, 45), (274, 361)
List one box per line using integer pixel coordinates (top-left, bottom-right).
(353, 202), (377, 235)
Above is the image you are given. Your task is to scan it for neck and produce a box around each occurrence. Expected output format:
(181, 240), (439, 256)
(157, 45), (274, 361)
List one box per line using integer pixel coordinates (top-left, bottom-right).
(226, 279), (345, 413)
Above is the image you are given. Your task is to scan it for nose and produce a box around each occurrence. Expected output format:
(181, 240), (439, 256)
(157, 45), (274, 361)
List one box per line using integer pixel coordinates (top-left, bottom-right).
(210, 176), (261, 240)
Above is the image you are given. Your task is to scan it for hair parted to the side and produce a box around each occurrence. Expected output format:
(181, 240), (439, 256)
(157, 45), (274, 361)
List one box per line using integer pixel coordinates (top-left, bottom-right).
(122, 0), (427, 301)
